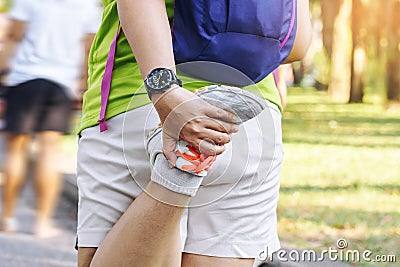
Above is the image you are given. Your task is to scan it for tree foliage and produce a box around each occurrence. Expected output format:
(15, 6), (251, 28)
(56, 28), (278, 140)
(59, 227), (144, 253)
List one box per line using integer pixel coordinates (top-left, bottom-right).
(317, 0), (400, 103)
(0, 0), (12, 13)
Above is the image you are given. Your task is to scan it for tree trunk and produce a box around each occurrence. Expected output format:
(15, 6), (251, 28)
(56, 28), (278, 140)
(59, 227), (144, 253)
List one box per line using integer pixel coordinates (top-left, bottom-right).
(386, 0), (400, 102)
(327, 0), (353, 102)
(321, 0), (341, 58)
(349, 0), (366, 103)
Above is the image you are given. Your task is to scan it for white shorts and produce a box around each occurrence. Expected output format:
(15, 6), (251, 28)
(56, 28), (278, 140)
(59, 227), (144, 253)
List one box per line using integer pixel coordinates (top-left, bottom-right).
(77, 100), (283, 260)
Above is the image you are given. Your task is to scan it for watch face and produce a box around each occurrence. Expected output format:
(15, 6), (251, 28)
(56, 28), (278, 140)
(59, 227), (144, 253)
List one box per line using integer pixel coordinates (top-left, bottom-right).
(148, 69), (172, 90)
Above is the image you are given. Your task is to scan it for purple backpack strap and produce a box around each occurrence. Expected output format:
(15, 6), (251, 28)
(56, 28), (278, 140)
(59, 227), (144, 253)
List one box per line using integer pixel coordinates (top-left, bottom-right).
(280, 0), (297, 49)
(98, 24), (120, 132)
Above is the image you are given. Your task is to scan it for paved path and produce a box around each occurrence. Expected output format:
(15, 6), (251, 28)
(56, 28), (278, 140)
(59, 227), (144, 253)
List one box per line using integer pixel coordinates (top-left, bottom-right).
(0, 181), (77, 267)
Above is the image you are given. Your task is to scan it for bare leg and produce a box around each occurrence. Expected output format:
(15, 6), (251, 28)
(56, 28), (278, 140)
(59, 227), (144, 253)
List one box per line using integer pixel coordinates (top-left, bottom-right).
(78, 247), (97, 267)
(34, 131), (62, 228)
(78, 186), (256, 267)
(1, 134), (30, 221)
(89, 181), (189, 267)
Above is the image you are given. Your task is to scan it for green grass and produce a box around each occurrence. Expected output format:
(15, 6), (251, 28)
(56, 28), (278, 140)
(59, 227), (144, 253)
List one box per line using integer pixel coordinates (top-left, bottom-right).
(278, 88), (400, 266)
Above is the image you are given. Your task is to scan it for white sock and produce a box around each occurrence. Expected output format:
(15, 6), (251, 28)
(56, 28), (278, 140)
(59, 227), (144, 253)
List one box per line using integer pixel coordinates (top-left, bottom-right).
(147, 127), (203, 197)
(150, 154), (203, 196)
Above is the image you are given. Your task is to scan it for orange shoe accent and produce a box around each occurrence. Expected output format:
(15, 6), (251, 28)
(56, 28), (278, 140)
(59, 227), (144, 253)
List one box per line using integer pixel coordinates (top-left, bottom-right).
(176, 144), (217, 175)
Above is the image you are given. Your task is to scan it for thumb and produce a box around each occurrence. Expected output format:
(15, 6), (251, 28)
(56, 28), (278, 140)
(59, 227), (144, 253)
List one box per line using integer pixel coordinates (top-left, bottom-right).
(162, 132), (177, 167)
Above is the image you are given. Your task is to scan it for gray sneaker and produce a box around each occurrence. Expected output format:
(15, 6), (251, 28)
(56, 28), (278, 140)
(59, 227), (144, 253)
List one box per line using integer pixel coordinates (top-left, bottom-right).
(195, 85), (267, 124)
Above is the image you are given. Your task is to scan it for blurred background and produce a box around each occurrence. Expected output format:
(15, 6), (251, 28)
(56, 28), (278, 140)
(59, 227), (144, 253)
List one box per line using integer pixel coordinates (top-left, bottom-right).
(0, 0), (399, 266)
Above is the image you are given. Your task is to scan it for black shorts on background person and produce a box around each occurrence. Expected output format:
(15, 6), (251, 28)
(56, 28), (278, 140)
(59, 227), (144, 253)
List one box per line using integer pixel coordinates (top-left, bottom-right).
(4, 79), (72, 134)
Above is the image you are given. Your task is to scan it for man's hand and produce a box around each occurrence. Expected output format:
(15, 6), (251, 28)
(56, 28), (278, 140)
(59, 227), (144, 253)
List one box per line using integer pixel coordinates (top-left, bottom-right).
(152, 86), (239, 165)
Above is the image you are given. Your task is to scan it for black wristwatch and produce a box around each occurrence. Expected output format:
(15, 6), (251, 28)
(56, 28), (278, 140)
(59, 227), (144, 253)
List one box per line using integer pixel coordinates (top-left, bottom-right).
(144, 68), (182, 98)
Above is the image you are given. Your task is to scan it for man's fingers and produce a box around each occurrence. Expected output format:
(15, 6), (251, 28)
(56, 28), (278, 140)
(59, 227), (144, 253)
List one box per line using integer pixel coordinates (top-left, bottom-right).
(198, 129), (231, 146)
(198, 139), (225, 156)
(205, 105), (240, 125)
(205, 118), (239, 134)
(162, 133), (177, 167)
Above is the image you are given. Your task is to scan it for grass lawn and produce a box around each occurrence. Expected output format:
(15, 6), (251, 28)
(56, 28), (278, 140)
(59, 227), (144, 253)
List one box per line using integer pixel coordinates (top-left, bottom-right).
(278, 88), (400, 266)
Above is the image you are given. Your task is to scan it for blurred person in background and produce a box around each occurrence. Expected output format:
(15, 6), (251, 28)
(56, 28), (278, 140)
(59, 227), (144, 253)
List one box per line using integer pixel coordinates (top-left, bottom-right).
(0, 0), (101, 237)
(274, 64), (295, 110)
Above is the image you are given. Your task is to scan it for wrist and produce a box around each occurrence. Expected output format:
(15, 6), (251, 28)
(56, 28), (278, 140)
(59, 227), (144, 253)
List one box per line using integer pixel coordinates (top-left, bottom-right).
(150, 83), (184, 100)
(151, 85), (186, 123)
